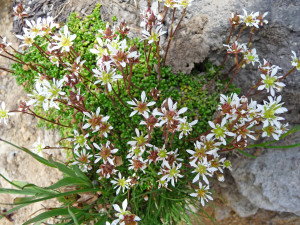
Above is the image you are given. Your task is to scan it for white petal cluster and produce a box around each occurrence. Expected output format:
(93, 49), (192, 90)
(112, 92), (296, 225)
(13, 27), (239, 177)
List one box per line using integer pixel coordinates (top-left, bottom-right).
(127, 91), (156, 117)
(52, 25), (76, 52)
(257, 63), (285, 96)
(0, 102), (13, 125)
(15, 16), (59, 49)
(27, 78), (65, 111)
(291, 51), (300, 70)
(82, 107), (112, 137)
(72, 148), (93, 172)
(109, 199), (141, 225)
(238, 9), (268, 28)
(0, 37), (12, 54)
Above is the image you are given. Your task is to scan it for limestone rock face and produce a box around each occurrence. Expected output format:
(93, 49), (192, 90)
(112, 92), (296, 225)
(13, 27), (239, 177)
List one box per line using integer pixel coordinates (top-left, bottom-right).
(231, 147), (300, 216)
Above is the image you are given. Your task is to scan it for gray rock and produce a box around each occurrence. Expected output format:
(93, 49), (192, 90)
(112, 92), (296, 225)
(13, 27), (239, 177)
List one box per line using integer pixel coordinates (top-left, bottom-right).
(231, 147), (300, 216)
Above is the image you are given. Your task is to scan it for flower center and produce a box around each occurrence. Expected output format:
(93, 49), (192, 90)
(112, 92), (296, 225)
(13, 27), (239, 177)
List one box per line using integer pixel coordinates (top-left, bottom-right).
(196, 164), (207, 175)
(136, 135), (146, 146)
(0, 110), (8, 118)
(158, 149), (167, 159)
(214, 125), (225, 138)
(197, 188), (208, 198)
(61, 35), (71, 47)
(263, 75), (277, 88)
(75, 135), (85, 146)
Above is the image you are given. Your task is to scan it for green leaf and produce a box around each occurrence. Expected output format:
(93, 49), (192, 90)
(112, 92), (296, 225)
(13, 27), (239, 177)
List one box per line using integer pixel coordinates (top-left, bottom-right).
(68, 206), (79, 225)
(237, 149), (256, 158)
(0, 188), (37, 195)
(45, 177), (89, 190)
(48, 156), (77, 178)
(0, 174), (22, 189)
(21, 184), (57, 195)
(23, 208), (70, 225)
(248, 125), (300, 149)
(4, 188), (101, 205)
(71, 165), (91, 184)
(14, 196), (37, 204)
(261, 142), (300, 149)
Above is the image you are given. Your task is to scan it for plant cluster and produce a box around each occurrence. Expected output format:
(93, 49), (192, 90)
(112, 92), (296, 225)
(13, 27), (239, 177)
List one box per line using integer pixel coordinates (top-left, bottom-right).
(0, 0), (299, 224)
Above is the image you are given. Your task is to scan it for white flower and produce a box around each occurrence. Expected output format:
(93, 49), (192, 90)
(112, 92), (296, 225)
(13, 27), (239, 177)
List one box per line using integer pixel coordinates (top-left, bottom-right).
(156, 145), (169, 166)
(235, 123), (256, 142)
(69, 130), (90, 151)
(82, 107), (111, 135)
(126, 146), (145, 159)
(157, 178), (168, 189)
(72, 149), (93, 172)
(190, 157), (216, 184)
(93, 141), (118, 165)
(177, 116), (198, 139)
(187, 137), (220, 161)
(262, 124), (283, 140)
(0, 37), (12, 53)
(218, 93), (244, 121)
(25, 18), (42, 37)
(139, 109), (162, 128)
(16, 30), (35, 48)
(111, 172), (131, 195)
(127, 91), (156, 117)
(49, 56), (60, 67)
(90, 37), (109, 61)
(96, 161), (118, 179)
(0, 102), (13, 125)
(257, 67), (285, 96)
(175, 0), (193, 8)
(164, 0), (179, 9)
(142, 24), (167, 44)
(31, 137), (45, 157)
(257, 95), (287, 128)
(93, 65), (122, 92)
(159, 97), (187, 126)
(244, 48), (259, 66)
(112, 199), (141, 225)
(27, 82), (51, 111)
(40, 16), (59, 36)
(190, 182), (213, 206)
(107, 39), (129, 67)
(239, 9), (260, 28)
(52, 25), (76, 52)
(128, 158), (148, 173)
(43, 78), (66, 99)
(223, 41), (246, 54)
(207, 118), (235, 145)
(160, 163), (183, 187)
(291, 51), (300, 70)
(127, 128), (152, 148)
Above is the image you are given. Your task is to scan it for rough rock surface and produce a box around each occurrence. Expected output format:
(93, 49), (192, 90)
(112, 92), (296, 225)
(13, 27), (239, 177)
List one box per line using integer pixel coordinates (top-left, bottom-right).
(231, 147), (300, 216)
